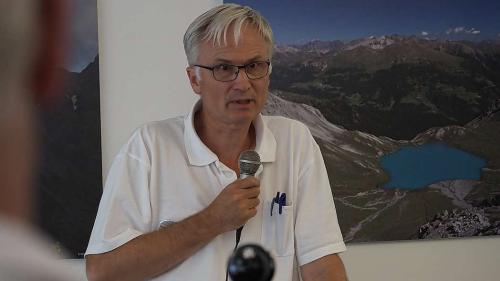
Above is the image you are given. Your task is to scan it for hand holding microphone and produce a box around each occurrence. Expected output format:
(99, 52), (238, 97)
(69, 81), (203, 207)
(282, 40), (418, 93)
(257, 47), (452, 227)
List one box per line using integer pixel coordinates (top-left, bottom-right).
(205, 150), (262, 234)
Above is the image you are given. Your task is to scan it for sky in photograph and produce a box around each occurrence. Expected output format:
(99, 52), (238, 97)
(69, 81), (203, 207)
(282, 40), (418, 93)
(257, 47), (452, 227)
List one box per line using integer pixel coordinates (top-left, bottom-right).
(66, 0), (98, 72)
(229, 0), (500, 44)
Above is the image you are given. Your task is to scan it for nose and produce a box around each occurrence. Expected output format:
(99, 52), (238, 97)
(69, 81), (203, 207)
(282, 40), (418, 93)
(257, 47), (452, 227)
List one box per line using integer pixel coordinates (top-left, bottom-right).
(231, 67), (251, 91)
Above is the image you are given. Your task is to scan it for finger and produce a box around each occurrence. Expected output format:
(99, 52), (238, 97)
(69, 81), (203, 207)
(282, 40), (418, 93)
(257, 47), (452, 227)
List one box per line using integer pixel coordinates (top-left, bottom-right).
(246, 208), (258, 218)
(244, 186), (260, 199)
(223, 178), (258, 193)
(247, 197), (260, 208)
(238, 177), (260, 189)
(239, 198), (260, 210)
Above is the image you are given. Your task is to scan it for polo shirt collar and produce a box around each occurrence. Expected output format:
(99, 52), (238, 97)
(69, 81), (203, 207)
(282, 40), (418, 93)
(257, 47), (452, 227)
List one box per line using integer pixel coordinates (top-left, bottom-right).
(184, 100), (276, 166)
(253, 110), (276, 163)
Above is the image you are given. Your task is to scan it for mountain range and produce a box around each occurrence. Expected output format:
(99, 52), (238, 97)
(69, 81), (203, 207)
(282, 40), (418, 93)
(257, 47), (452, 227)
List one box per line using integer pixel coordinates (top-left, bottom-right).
(271, 35), (500, 140)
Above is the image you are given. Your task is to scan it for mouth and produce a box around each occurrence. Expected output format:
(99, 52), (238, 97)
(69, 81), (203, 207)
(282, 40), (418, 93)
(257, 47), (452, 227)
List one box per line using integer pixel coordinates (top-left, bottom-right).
(229, 98), (255, 105)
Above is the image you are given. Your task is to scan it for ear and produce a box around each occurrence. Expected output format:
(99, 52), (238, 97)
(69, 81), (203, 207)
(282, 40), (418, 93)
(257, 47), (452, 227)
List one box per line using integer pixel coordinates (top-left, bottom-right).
(186, 67), (201, 95)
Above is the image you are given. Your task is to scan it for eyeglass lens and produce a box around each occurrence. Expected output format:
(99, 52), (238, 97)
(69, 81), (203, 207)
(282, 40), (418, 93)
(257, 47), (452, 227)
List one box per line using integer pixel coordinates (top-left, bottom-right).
(213, 62), (269, 81)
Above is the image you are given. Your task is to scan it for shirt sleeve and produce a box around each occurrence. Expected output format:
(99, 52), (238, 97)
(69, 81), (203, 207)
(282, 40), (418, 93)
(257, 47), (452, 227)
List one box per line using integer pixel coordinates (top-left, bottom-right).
(85, 130), (152, 256)
(294, 133), (346, 266)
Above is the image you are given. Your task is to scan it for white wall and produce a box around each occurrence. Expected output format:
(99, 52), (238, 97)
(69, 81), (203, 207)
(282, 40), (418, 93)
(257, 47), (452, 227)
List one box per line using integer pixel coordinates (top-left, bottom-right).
(98, 0), (220, 173)
(341, 237), (500, 281)
(93, 0), (500, 280)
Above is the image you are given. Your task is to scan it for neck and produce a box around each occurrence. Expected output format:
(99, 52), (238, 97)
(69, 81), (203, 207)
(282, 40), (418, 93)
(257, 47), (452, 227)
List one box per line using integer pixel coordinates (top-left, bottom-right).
(194, 111), (255, 172)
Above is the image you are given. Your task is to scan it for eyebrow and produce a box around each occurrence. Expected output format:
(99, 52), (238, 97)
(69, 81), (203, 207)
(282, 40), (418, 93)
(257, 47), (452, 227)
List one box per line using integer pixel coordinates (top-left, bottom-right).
(213, 55), (266, 65)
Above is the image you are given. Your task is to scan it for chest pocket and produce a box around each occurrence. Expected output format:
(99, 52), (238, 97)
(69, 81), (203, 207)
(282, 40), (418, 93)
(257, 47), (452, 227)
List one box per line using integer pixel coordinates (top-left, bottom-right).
(261, 200), (294, 257)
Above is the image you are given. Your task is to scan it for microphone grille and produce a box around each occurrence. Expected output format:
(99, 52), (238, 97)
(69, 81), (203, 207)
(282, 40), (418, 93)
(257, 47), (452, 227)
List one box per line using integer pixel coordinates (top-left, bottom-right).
(238, 150), (261, 176)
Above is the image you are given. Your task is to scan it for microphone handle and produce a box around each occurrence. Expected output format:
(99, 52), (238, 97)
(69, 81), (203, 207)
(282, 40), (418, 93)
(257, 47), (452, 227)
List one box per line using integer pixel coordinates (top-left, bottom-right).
(235, 172), (253, 248)
(236, 227), (243, 246)
(240, 173), (252, 179)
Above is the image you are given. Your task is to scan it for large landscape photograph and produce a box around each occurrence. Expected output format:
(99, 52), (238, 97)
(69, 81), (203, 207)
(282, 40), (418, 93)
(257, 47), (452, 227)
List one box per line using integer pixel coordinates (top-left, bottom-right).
(229, 0), (500, 242)
(36, 0), (101, 257)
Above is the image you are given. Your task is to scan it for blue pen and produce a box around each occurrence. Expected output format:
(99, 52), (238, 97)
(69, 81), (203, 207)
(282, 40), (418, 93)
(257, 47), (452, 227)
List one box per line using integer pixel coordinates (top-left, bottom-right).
(278, 193), (286, 215)
(271, 192), (280, 216)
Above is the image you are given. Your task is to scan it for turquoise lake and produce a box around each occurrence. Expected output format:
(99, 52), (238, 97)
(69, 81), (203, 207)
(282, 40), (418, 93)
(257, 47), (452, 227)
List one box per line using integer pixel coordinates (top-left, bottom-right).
(380, 142), (487, 189)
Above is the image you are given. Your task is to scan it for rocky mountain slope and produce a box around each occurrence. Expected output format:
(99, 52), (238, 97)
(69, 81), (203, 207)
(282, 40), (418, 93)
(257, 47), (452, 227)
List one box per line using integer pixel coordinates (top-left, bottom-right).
(264, 92), (401, 195)
(36, 56), (102, 257)
(263, 90), (500, 242)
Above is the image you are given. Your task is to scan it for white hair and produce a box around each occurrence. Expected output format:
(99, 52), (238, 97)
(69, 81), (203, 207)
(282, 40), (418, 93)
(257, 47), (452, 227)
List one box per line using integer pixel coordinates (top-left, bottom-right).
(183, 3), (274, 65)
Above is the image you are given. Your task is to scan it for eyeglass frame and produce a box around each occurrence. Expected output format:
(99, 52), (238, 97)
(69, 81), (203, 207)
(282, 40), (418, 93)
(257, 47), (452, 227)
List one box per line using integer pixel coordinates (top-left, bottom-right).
(192, 60), (271, 82)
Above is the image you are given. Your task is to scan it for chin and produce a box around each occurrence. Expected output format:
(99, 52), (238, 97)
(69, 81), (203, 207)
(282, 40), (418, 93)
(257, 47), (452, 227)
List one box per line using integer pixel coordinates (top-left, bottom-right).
(230, 113), (257, 125)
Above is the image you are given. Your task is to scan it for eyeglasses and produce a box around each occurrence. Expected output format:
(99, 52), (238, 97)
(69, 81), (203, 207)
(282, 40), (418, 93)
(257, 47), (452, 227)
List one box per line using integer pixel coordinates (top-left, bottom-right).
(193, 61), (271, 82)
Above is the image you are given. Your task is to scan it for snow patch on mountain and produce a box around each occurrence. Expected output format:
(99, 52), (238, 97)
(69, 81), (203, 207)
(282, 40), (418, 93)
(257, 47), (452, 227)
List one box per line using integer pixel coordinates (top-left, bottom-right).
(338, 144), (362, 155)
(274, 44), (300, 54)
(345, 35), (395, 50)
(412, 125), (467, 144)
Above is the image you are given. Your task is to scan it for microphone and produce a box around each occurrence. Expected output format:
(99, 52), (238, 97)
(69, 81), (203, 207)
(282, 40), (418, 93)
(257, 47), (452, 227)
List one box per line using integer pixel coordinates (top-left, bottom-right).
(238, 150), (261, 179)
(226, 151), (262, 281)
(235, 150), (261, 249)
(227, 244), (275, 281)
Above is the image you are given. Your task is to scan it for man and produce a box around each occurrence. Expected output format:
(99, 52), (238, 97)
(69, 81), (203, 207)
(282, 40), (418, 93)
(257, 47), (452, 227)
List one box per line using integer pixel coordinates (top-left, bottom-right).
(0, 0), (84, 280)
(86, 4), (347, 281)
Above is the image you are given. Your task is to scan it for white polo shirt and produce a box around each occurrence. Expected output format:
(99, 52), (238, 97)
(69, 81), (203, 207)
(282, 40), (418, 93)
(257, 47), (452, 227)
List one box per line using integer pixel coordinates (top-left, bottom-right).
(86, 102), (346, 281)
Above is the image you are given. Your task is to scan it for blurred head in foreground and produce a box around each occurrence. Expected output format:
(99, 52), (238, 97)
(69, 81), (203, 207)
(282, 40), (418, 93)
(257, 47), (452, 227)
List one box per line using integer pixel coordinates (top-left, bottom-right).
(0, 1), (83, 280)
(0, 0), (65, 223)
